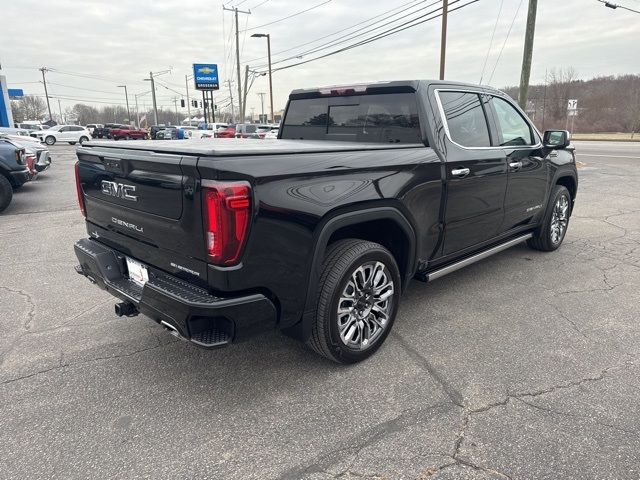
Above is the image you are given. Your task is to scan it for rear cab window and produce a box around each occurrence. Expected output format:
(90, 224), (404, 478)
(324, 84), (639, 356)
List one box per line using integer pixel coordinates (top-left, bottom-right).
(437, 91), (491, 148)
(280, 93), (422, 144)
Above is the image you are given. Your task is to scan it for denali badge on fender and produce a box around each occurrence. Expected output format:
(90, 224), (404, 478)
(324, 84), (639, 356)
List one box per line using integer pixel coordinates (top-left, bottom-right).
(101, 180), (138, 202)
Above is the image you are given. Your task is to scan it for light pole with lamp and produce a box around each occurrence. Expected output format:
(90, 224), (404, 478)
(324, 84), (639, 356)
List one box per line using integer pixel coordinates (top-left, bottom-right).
(251, 33), (274, 123)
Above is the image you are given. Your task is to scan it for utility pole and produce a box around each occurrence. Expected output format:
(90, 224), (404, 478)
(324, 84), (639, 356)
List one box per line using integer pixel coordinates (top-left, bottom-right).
(185, 75), (192, 126)
(439, 0), (448, 80)
(144, 68), (171, 126)
(118, 85), (131, 124)
(226, 79), (235, 123)
(134, 95), (140, 128)
(257, 92), (266, 122)
(149, 72), (159, 125)
(518, 0), (538, 110)
(242, 65), (249, 122)
(57, 98), (63, 124)
(223, 5), (251, 123)
(40, 67), (52, 121)
(173, 97), (179, 125)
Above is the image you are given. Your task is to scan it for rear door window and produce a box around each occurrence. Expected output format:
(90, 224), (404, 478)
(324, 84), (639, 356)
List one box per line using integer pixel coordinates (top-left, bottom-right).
(281, 93), (422, 144)
(438, 91), (491, 148)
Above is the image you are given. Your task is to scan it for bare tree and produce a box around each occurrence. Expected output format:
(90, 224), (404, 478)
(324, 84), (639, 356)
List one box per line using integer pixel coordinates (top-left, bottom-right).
(10, 95), (48, 123)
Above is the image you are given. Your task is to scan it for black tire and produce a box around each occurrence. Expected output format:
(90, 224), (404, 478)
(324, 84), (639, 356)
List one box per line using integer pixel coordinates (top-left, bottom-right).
(79, 136), (89, 144)
(528, 185), (571, 252)
(0, 175), (13, 213)
(44, 136), (56, 146)
(69, 142), (76, 145)
(307, 239), (401, 364)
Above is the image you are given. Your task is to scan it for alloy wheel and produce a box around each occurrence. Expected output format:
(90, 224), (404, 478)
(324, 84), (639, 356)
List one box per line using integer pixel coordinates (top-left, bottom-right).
(336, 261), (394, 350)
(550, 194), (569, 244)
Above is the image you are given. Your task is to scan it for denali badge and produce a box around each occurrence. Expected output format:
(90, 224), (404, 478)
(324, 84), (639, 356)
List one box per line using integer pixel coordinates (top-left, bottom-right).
(101, 180), (138, 202)
(112, 217), (143, 233)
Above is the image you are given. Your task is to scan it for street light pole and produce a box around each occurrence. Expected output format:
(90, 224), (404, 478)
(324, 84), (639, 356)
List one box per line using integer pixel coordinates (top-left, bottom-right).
(251, 33), (275, 123)
(118, 85), (131, 125)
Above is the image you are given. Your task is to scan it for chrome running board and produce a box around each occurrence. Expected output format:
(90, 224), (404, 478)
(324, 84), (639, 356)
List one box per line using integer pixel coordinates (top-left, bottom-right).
(426, 233), (533, 281)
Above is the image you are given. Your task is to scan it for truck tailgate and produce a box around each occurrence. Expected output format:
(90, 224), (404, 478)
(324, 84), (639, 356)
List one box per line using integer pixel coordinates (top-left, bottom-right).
(76, 145), (208, 283)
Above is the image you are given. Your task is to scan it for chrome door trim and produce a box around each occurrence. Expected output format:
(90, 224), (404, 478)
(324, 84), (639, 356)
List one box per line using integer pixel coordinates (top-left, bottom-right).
(433, 88), (542, 152)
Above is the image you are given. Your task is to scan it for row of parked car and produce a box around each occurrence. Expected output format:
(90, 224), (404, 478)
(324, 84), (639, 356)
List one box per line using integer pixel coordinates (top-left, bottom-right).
(0, 128), (52, 213)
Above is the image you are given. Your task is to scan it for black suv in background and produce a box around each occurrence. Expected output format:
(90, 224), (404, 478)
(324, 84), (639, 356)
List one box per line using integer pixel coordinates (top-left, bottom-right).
(0, 138), (31, 212)
(73, 80), (577, 363)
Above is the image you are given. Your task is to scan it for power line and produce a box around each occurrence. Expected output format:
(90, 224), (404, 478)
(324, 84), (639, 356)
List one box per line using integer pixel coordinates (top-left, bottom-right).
(479, 0), (503, 83)
(596, 0), (640, 13)
(251, 0), (270, 10)
(487, 0), (524, 84)
(244, 0), (332, 32)
(253, 0), (442, 69)
(245, 0), (426, 64)
(255, 0), (480, 74)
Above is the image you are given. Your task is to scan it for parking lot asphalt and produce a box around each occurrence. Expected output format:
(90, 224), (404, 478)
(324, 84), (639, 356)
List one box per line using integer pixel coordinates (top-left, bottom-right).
(1, 140), (639, 479)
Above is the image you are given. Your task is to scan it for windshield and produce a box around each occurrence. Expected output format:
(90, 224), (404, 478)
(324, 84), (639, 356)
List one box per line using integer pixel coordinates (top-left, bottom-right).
(281, 93), (422, 144)
(47, 125), (63, 132)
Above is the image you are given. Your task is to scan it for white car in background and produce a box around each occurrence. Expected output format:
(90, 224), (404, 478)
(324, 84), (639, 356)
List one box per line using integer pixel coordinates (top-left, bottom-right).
(33, 125), (91, 146)
(264, 126), (279, 139)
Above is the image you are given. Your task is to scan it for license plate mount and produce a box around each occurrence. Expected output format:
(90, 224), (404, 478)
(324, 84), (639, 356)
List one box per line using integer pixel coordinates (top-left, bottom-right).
(126, 257), (149, 286)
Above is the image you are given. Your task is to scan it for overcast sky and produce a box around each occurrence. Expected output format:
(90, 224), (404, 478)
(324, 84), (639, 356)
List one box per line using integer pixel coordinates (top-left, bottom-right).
(1, 0), (639, 119)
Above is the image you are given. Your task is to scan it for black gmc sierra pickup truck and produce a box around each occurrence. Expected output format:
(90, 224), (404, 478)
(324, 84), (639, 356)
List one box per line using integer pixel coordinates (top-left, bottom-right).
(74, 80), (577, 363)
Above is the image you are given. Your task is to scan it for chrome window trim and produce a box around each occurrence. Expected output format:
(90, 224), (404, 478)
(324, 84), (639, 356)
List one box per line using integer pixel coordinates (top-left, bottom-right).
(434, 88), (542, 151)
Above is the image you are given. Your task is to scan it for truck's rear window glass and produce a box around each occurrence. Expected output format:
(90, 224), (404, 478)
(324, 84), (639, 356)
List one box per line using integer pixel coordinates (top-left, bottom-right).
(438, 91), (491, 148)
(281, 93), (422, 144)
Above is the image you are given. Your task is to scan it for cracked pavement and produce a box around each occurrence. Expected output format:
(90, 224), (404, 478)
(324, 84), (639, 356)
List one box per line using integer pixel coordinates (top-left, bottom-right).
(1, 141), (639, 479)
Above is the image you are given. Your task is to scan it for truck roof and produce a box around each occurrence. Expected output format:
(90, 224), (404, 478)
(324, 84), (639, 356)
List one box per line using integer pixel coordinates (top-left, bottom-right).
(289, 79), (504, 99)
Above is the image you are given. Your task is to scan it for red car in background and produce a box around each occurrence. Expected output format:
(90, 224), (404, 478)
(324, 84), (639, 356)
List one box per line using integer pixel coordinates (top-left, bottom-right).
(110, 125), (149, 140)
(215, 125), (236, 138)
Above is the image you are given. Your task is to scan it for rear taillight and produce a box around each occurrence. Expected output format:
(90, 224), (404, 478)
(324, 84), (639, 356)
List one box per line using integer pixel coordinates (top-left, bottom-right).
(15, 149), (24, 164)
(202, 181), (251, 266)
(75, 161), (86, 217)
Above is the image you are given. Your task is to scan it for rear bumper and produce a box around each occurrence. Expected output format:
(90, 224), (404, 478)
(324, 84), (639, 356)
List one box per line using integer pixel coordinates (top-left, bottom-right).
(9, 168), (30, 187)
(74, 238), (277, 347)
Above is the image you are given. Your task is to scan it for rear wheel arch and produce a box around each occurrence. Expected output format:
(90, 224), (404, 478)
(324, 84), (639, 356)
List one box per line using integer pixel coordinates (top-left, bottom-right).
(291, 207), (417, 342)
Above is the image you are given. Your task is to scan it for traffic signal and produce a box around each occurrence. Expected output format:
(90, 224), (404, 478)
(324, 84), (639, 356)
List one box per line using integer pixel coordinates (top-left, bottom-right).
(192, 100), (198, 108)
(180, 99), (185, 108)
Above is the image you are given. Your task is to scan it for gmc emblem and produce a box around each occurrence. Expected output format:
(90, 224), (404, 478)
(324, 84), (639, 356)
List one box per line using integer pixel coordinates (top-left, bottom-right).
(101, 180), (138, 202)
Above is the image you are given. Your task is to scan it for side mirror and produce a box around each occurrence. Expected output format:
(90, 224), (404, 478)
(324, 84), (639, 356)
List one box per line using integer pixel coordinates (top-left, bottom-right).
(543, 129), (570, 149)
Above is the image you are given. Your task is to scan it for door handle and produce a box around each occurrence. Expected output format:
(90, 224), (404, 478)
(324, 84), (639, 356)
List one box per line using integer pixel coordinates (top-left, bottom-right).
(451, 167), (470, 178)
(509, 161), (523, 170)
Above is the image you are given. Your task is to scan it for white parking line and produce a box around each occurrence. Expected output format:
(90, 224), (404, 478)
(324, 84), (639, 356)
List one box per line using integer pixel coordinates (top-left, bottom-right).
(577, 154), (640, 159)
